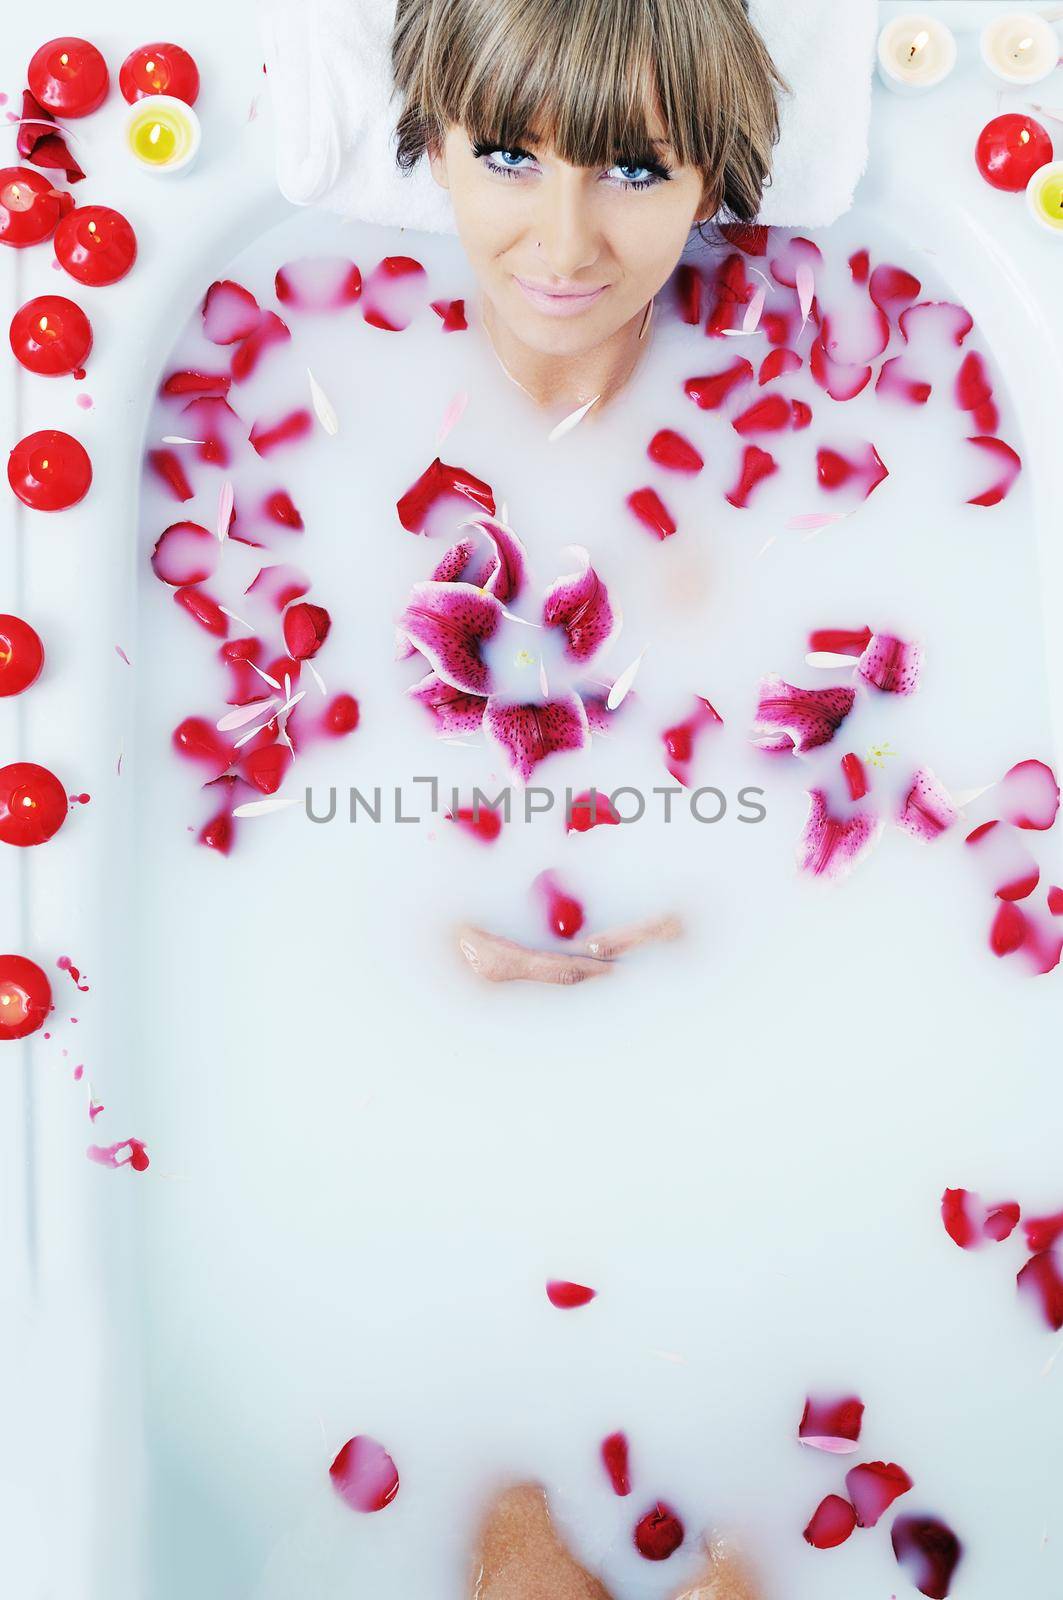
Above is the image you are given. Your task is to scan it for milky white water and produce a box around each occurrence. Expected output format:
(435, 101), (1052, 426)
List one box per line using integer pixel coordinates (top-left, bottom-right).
(125, 120), (1063, 1600)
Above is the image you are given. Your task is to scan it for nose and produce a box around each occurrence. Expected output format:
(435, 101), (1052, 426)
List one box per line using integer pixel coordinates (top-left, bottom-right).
(533, 166), (601, 281)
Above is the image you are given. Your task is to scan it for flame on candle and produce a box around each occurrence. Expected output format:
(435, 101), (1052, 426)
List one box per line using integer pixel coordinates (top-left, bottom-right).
(1021, 128), (1031, 143)
(60, 53), (69, 66)
(908, 28), (930, 61)
(146, 59), (156, 73)
(149, 123), (162, 147)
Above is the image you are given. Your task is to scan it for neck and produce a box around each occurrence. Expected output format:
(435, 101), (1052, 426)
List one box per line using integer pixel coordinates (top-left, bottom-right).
(479, 292), (654, 416)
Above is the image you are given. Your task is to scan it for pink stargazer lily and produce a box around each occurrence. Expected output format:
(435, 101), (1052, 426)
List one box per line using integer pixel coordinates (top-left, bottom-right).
(751, 676), (855, 754)
(399, 526), (621, 782)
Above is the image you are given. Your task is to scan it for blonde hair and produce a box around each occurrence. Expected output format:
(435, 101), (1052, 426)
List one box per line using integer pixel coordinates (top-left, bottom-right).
(391, 0), (789, 223)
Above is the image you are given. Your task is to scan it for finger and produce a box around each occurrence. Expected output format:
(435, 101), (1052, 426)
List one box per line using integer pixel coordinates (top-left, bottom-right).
(582, 911), (684, 961)
(456, 923), (613, 986)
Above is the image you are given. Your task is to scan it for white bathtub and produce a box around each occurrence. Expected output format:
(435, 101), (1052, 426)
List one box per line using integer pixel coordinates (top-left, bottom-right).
(3, 4), (1063, 1598)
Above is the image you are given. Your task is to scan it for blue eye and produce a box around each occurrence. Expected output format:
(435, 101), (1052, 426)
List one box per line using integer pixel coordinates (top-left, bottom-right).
(470, 138), (670, 189)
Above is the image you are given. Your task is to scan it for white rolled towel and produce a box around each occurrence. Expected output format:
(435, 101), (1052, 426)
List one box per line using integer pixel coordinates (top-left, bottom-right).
(256, 0), (879, 233)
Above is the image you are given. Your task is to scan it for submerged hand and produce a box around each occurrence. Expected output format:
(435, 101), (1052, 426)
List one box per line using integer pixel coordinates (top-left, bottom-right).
(455, 911), (683, 986)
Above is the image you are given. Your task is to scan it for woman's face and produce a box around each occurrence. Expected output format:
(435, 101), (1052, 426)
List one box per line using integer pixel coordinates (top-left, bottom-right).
(428, 111), (711, 357)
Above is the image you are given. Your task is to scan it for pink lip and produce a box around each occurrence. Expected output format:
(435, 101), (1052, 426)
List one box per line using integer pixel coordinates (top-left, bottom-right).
(514, 276), (608, 316)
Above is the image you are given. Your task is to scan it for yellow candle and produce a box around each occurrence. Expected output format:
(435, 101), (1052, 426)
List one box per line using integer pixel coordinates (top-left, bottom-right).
(1027, 162), (1063, 234)
(123, 94), (201, 175)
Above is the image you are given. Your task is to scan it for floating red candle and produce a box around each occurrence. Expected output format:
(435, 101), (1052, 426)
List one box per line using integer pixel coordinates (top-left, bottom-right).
(8, 429), (92, 511)
(54, 205), (137, 286)
(0, 761), (69, 846)
(0, 615), (45, 696)
(9, 294), (92, 376)
(0, 167), (73, 249)
(119, 42), (200, 106)
(0, 953), (53, 1039)
(976, 113), (1054, 191)
(27, 36), (110, 118)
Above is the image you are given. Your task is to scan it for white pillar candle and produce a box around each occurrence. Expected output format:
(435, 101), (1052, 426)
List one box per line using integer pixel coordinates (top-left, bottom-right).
(877, 14), (958, 96)
(980, 12), (1060, 85)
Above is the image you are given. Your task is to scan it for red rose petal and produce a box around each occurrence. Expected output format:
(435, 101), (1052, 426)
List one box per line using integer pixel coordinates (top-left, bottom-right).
(841, 752), (868, 801)
(733, 394), (792, 436)
(151, 520), (219, 587)
(647, 428), (704, 474)
(845, 1461), (913, 1528)
(147, 448), (194, 503)
(803, 1495), (857, 1549)
(396, 457), (496, 535)
(567, 790), (621, 833)
(445, 803), (503, 844)
(275, 256), (362, 311)
(966, 434), (1022, 508)
(684, 359), (753, 410)
(634, 1502), (684, 1561)
(997, 759), (1059, 831)
(546, 1279), (596, 1309)
(674, 264), (703, 324)
(283, 601), (331, 660)
(891, 1515), (962, 1599)
(868, 264), (922, 319)
(627, 486), (677, 540)
(249, 408), (313, 458)
(361, 255), (428, 331)
(799, 1394), (864, 1453)
(719, 222), (769, 256)
(1023, 1210), (1063, 1253)
(725, 444), (778, 509)
(231, 310), (290, 382)
(329, 1435), (400, 1513)
(201, 279), (262, 344)
(1018, 1250), (1063, 1330)
(601, 1432), (631, 1496)
(810, 337), (872, 402)
(759, 347), (802, 385)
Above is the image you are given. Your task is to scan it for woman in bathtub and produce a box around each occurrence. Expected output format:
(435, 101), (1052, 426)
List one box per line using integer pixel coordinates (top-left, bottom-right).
(391, 0), (786, 998)
(390, 1), (783, 1592)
